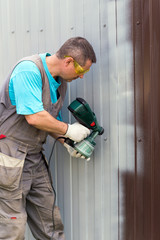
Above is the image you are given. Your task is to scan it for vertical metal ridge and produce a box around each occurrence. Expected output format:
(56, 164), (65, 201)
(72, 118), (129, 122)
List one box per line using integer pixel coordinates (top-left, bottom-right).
(149, 1), (154, 239)
(0, 0), (148, 239)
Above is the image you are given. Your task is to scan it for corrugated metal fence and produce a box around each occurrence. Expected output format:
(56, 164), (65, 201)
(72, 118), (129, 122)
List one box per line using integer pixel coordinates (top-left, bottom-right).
(0, 0), (159, 240)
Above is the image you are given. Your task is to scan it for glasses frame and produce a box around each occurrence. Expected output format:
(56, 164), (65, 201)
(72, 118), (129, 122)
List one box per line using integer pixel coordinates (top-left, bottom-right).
(64, 55), (90, 74)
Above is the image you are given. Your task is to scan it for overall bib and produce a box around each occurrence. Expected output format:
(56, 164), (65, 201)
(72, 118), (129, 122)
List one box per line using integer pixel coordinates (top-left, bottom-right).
(0, 55), (67, 240)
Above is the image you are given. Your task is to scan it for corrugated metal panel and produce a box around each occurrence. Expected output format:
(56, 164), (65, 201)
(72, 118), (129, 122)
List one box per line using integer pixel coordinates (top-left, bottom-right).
(1, 0), (159, 240)
(0, 0), (134, 240)
(134, 0), (160, 239)
(48, 0), (135, 240)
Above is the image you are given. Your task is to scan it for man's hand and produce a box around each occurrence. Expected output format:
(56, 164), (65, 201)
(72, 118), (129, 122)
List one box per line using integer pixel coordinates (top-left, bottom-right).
(64, 142), (90, 161)
(64, 122), (90, 142)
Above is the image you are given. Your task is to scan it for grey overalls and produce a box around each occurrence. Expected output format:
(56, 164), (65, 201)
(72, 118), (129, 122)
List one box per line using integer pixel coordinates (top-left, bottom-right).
(0, 55), (67, 240)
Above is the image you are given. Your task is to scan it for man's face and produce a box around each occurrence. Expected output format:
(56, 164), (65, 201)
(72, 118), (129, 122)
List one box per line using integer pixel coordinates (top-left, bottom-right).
(61, 58), (92, 82)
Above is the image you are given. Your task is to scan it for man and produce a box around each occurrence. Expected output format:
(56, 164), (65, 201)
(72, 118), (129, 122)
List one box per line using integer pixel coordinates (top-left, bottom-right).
(0, 37), (96, 240)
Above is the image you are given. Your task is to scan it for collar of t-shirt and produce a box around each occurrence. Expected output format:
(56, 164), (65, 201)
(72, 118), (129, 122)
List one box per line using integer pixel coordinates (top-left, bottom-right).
(39, 53), (61, 104)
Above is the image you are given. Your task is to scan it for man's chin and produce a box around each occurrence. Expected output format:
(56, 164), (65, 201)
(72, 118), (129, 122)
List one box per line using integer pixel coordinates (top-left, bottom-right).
(65, 77), (78, 82)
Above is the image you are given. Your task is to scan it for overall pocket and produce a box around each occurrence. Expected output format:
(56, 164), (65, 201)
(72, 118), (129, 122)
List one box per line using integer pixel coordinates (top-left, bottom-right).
(0, 152), (24, 191)
(0, 140), (27, 199)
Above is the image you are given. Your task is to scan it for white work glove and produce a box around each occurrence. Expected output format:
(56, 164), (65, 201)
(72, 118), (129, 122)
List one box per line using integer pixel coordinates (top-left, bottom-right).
(64, 122), (90, 142)
(64, 143), (90, 161)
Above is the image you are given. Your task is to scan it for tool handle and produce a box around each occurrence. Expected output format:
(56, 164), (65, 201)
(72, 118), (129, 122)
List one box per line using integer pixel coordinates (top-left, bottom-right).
(64, 138), (75, 147)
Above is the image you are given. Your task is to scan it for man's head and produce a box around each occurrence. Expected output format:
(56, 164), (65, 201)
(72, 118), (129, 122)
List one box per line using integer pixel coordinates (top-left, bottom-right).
(55, 37), (96, 81)
(56, 37), (96, 66)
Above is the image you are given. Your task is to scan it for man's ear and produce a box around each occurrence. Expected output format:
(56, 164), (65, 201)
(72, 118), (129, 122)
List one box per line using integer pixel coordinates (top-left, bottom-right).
(64, 57), (74, 66)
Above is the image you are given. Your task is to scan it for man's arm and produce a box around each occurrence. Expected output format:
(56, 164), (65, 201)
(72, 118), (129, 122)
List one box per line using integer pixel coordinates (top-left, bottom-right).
(25, 110), (68, 135)
(25, 110), (90, 143)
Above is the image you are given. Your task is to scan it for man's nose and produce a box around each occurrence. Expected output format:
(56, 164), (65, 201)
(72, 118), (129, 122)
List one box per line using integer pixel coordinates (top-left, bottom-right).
(79, 74), (84, 79)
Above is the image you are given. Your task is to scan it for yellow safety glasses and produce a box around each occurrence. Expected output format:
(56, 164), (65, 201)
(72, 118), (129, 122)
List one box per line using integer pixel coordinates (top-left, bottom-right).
(64, 55), (90, 74)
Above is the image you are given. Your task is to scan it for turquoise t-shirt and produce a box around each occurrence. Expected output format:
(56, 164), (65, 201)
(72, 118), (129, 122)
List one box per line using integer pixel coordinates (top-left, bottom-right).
(9, 53), (62, 121)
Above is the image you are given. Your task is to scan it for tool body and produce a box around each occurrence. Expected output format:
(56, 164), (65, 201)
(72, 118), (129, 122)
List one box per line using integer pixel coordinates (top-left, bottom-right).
(65, 98), (104, 158)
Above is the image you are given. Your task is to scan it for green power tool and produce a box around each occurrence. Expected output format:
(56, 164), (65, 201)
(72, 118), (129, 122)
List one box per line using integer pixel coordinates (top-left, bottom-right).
(65, 98), (104, 159)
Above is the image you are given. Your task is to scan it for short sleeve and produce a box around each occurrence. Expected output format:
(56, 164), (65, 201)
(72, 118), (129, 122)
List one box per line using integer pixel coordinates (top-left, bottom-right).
(9, 61), (44, 115)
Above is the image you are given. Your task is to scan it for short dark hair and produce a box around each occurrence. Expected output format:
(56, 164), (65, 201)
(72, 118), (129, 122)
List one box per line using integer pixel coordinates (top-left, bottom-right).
(56, 37), (96, 66)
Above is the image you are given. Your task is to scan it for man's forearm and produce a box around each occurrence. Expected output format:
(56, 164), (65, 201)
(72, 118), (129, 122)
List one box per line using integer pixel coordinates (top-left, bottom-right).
(25, 110), (68, 135)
